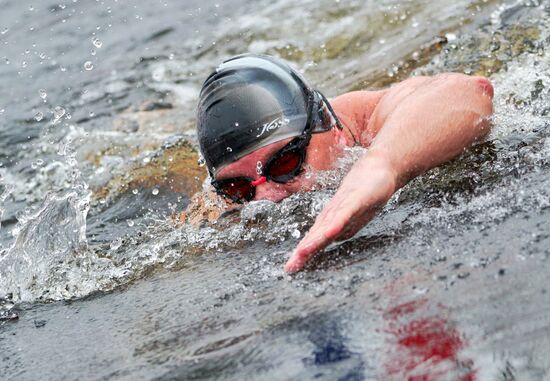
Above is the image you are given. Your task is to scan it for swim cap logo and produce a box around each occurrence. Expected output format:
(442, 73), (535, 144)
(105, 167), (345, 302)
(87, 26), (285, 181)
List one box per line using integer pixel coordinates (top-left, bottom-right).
(256, 117), (289, 138)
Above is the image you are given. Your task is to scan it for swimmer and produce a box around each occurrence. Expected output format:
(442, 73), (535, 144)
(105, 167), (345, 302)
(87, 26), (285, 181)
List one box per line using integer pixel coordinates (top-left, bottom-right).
(190, 54), (494, 272)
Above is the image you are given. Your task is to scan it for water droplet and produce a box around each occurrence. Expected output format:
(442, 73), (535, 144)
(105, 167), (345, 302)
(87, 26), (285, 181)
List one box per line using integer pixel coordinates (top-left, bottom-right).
(152, 188), (159, 195)
(34, 111), (43, 121)
(226, 146), (232, 152)
(291, 229), (301, 239)
(91, 49), (96, 56)
(38, 89), (47, 100)
(91, 37), (102, 48)
(197, 156), (205, 167)
(29, 5), (34, 11)
(109, 237), (122, 251)
(84, 61), (93, 71)
(126, 219), (134, 227)
(445, 33), (457, 42)
(132, 189), (139, 195)
(234, 122), (239, 127)
(0, 109), (4, 115)
(39, 52), (46, 60)
(89, 111), (95, 117)
(52, 106), (66, 124)
(256, 161), (263, 175)
(1, 28), (8, 35)
(21, 61), (27, 68)
(31, 159), (44, 169)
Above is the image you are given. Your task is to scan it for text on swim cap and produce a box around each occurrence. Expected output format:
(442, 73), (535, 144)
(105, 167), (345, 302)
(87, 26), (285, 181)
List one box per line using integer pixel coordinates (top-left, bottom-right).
(256, 117), (289, 138)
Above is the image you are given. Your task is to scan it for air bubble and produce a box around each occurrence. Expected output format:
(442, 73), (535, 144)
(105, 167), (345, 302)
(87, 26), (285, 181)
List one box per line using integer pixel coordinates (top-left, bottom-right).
(1, 28), (8, 35)
(226, 147), (232, 152)
(126, 219), (135, 227)
(197, 156), (205, 167)
(152, 188), (159, 195)
(291, 229), (301, 239)
(34, 111), (43, 121)
(84, 61), (93, 71)
(38, 89), (47, 100)
(132, 189), (139, 195)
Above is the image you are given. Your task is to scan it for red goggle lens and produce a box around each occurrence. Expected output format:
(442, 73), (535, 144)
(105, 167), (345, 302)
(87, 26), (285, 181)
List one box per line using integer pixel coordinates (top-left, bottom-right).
(219, 179), (254, 201)
(267, 151), (302, 179)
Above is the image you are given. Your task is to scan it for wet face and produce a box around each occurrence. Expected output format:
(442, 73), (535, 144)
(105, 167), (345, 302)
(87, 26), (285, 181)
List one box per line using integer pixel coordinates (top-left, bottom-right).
(214, 127), (346, 203)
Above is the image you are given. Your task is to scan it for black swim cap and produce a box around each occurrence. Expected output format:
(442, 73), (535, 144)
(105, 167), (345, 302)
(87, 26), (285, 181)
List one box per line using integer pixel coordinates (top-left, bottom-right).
(197, 54), (337, 176)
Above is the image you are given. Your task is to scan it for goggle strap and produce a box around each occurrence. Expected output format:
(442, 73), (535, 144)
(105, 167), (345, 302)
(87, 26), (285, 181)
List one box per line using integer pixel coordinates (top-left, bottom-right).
(311, 90), (344, 133)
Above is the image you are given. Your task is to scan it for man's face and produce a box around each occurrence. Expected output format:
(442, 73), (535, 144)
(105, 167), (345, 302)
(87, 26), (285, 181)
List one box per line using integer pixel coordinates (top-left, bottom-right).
(214, 129), (343, 203)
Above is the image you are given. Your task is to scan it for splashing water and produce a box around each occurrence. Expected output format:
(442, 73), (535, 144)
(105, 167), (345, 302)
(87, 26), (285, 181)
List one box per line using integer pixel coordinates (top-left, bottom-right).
(1, 0), (550, 379)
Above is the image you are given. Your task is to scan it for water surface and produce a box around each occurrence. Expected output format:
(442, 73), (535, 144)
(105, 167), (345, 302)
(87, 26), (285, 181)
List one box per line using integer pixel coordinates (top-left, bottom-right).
(1, 0), (550, 380)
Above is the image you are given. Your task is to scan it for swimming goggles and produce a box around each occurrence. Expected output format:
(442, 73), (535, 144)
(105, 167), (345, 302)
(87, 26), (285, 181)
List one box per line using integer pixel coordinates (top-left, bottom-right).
(211, 92), (341, 203)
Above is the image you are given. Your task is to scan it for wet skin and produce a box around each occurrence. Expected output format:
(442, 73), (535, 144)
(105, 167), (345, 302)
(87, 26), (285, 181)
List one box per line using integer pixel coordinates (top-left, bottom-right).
(214, 73), (495, 272)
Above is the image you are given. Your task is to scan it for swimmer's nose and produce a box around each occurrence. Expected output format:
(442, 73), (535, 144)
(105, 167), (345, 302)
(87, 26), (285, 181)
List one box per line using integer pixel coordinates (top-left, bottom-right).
(254, 181), (289, 202)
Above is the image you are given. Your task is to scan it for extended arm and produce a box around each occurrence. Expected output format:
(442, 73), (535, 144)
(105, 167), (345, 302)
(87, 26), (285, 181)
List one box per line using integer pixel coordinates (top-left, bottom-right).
(284, 73), (494, 272)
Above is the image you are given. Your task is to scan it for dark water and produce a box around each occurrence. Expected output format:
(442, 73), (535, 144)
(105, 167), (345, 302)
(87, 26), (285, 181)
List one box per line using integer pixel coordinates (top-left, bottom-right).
(1, 0), (550, 380)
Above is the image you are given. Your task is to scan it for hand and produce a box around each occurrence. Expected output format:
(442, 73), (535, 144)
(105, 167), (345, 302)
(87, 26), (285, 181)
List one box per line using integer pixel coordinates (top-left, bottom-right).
(284, 152), (397, 272)
(177, 188), (239, 225)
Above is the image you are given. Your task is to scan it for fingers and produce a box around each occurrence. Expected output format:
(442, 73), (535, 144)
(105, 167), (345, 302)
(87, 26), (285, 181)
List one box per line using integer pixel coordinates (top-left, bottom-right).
(283, 190), (382, 273)
(284, 205), (350, 273)
(284, 233), (332, 273)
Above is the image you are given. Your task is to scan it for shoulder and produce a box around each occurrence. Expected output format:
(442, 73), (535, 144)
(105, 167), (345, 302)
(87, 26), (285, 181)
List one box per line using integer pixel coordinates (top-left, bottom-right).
(330, 90), (387, 146)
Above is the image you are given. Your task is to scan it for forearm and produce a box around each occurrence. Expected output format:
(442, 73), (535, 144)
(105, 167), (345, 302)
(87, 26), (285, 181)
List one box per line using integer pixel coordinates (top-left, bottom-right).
(367, 74), (493, 187)
(285, 74), (494, 272)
